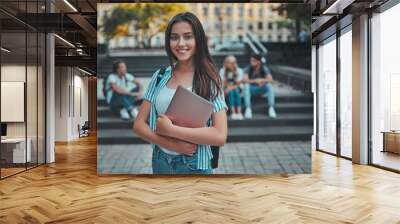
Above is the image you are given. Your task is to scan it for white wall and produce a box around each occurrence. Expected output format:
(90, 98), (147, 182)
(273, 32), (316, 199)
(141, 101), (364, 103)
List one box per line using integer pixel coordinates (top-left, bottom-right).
(72, 72), (89, 138)
(1, 65), (27, 138)
(55, 67), (89, 141)
(55, 66), (69, 141)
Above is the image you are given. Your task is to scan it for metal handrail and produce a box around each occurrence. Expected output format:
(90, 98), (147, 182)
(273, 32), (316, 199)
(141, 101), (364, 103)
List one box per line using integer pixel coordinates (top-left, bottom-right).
(244, 38), (260, 55)
(246, 32), (268, 55)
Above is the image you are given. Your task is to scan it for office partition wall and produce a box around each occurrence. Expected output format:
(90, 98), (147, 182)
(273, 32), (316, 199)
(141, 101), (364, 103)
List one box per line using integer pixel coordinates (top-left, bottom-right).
(0, 1), (46, 179)
(339, 27), (352, 159)
(316, 23), (353, 159)
(317, 35), (337, 155)
(370, 2), (400, 171)
(1, 31), (28, 177)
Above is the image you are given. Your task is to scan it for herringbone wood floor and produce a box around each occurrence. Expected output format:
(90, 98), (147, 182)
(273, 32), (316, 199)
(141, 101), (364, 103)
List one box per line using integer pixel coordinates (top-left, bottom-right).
(1, 135), (400, 224)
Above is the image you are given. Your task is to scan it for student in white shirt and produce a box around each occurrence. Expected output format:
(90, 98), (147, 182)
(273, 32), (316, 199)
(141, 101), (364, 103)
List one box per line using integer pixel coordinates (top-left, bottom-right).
(105, 60), (143, 120)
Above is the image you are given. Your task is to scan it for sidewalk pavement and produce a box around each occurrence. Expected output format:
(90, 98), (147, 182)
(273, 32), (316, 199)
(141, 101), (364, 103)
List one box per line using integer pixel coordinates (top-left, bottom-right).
(98, 141), (311, 174)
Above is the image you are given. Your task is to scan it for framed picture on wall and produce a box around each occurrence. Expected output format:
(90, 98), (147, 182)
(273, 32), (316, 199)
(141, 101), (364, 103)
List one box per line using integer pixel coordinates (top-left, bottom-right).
(1, 81), (25, 122)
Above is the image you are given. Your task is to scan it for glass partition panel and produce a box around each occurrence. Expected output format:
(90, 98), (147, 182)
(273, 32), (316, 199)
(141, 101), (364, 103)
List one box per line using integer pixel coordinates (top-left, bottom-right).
(339, 29), (352, 158)
(0, 0), (47, 179)
(317, 36), (337, 154)
(1, 31), (27, 177)
(371, 4), (400, 171)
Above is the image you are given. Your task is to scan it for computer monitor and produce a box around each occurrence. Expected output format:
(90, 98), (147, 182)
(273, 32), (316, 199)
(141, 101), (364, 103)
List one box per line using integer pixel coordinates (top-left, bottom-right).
(1, 123), (7, 137)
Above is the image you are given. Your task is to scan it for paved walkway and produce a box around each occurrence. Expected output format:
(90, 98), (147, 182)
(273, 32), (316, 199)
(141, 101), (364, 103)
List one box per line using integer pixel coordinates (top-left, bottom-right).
(98, 141), (311, 174)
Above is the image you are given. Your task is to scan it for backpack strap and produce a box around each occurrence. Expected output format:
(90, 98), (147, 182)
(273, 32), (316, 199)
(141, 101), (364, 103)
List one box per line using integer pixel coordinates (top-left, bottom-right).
(155, 67), (166, 87)
(103, 74), (110, 97)
(125, 75), (128, 88)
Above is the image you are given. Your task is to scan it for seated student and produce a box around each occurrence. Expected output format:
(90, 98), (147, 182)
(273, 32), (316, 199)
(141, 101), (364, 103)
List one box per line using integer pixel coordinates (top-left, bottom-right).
(242, 53), (277, 119)
(105, 59), (143, 120)
(219, 55), (244, 120)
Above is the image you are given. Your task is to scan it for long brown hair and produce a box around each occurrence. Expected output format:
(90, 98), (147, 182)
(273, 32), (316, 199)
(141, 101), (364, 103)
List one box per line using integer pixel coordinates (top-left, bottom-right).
(165, 12), (222, 101)
(223, 55), (238, 83)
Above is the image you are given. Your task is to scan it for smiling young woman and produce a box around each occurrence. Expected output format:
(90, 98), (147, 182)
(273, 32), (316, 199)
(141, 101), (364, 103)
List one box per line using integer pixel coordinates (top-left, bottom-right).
(133, 12), (228, 175)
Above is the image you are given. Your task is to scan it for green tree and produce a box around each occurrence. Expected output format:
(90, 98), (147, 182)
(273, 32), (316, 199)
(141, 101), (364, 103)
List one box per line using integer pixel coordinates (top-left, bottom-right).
(100, 6), (137, 42)
(100, 3), (187, 48)
(273, 4), (310, 42)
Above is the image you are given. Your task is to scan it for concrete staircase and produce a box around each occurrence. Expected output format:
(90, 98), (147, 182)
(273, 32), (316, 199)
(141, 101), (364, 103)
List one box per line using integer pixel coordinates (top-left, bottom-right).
(97, 53), (313, 145)
(97, 94), (313, 144)
(98, 53), (311, 91)
(98, 53), (249, 78)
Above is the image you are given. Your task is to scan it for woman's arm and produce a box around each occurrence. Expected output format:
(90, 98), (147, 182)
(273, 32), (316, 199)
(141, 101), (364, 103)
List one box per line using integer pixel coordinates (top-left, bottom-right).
(156, 109), (228, 146)
(133, 101), (197, 155)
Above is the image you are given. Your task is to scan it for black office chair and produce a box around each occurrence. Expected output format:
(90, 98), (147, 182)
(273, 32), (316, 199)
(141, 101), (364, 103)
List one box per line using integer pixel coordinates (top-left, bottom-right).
(78, 121), (90, 138)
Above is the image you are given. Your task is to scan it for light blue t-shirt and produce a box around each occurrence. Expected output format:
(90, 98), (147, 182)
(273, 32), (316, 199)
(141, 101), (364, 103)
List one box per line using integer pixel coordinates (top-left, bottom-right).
(155, 85), (192, 155)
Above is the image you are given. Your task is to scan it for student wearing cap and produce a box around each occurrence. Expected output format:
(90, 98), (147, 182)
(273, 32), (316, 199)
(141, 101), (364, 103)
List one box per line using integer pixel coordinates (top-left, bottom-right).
(105, 59), (143, 120)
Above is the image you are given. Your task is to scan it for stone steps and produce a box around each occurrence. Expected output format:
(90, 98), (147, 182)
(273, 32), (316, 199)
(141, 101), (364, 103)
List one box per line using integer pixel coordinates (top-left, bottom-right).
(98, 126), (313, 144)
(97, 102), (313, 118)
(98, 54), (249, 78)
(97, 55), (313, 145)
(98, 113), (313, 129)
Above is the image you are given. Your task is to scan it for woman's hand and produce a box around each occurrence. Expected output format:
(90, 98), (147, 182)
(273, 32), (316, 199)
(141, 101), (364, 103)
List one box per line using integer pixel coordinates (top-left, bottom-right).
(168, 138), (197, 156)
(134, 101), (197, 155)
(156, 114), (174, 137)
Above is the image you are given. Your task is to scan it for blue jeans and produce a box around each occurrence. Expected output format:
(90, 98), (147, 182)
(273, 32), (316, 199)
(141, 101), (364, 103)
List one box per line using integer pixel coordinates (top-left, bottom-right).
(227, 87), (242, 107)
(152, 146), (212, 175)
(110, 87), (138, 110)
(243, 83), (275, 108)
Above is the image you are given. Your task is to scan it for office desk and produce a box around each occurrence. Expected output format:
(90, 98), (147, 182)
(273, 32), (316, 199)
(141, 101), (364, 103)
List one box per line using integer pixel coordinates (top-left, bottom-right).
(382, 131), (400, 154)
(1, 138), (31, 163)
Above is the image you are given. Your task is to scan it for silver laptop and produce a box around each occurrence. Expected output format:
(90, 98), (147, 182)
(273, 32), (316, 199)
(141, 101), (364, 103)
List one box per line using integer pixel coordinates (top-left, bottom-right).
(165, 86), (213, 128)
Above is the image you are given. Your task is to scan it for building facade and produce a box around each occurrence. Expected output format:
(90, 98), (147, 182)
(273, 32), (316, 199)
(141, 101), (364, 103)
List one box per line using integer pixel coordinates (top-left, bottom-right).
(98, 3), (293, 49)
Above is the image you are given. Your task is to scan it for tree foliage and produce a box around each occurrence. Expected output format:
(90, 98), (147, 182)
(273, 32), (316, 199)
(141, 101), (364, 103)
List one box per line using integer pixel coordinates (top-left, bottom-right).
(100, 3), (187, 48)
(273, 4), (310, 42)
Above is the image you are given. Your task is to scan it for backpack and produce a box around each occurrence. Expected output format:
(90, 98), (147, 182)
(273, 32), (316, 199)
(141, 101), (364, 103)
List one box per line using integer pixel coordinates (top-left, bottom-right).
(102, 74), (128, 102)
(155, 67), (220, 169)
(102, 75), (109, 100)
